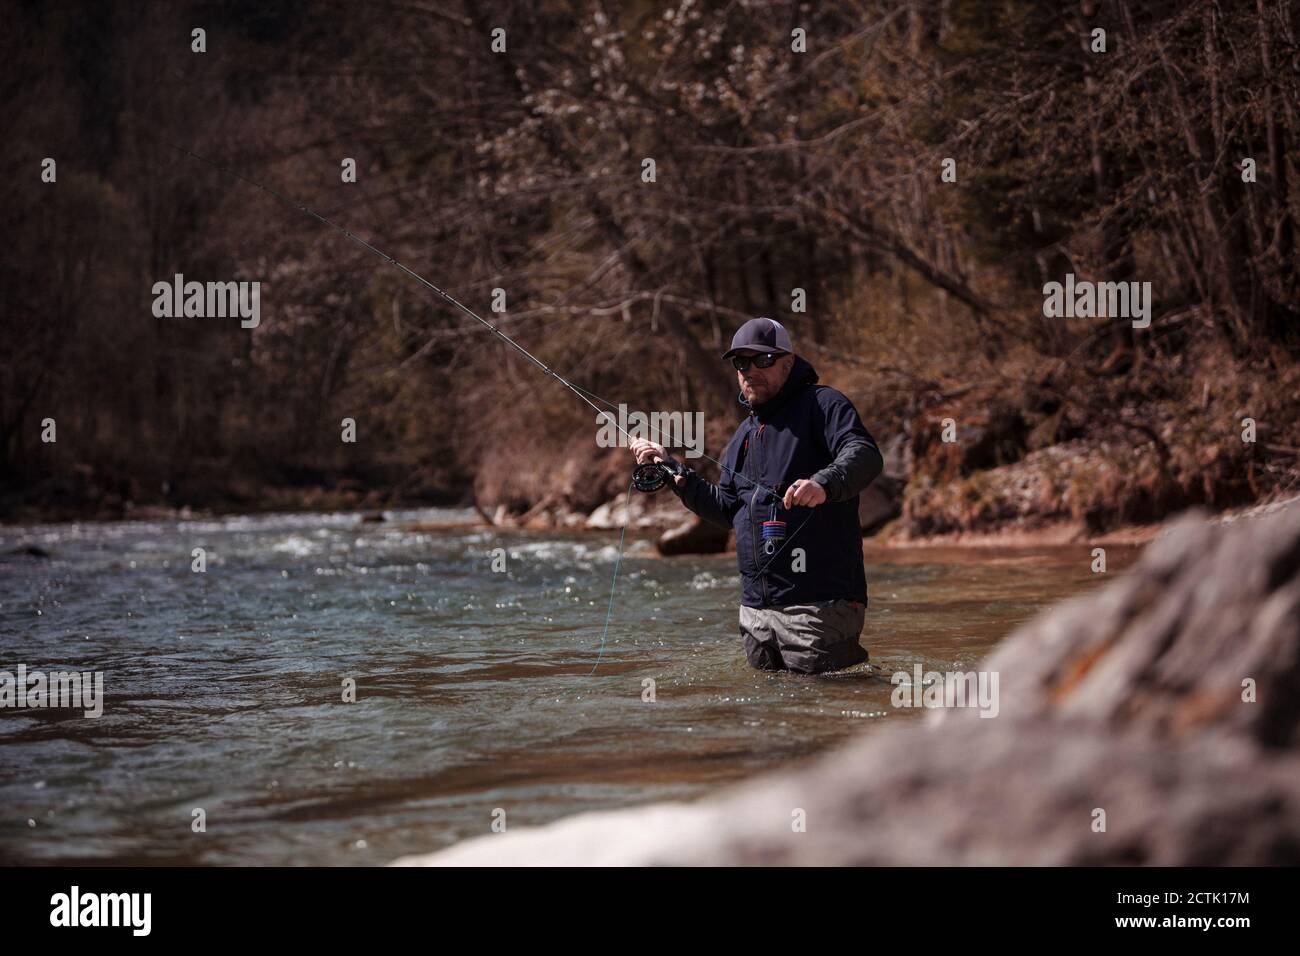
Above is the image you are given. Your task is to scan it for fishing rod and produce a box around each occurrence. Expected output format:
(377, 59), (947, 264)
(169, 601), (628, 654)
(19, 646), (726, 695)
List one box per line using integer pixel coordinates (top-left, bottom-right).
(166, 144), (620, 435)
(168, 143), (820, 627)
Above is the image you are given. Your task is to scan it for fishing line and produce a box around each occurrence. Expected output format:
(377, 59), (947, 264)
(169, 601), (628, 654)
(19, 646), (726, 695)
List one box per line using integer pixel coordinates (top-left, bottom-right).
(589, 475), (636, 676)
(169, 143), (823, 667)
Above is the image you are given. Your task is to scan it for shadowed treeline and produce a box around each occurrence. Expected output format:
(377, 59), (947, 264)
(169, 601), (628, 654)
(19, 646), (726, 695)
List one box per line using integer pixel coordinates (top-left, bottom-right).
(4, 0), (1298, 531)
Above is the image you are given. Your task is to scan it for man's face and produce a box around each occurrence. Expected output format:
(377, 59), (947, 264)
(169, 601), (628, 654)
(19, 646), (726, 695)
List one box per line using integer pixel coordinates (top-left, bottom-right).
(734, 350), (794, 405)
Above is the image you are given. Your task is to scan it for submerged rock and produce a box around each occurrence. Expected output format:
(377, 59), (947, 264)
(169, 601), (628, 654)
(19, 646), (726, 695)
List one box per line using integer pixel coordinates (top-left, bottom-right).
(5, 545), (52, 558)
(392, 501), (1300, 866)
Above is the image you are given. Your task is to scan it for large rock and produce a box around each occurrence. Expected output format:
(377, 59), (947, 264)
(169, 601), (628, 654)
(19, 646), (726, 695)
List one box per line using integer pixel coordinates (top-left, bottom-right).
(584, 490), (681, 530)
(858, 434), (908, 534)
(393, 502), (1300, 866)
(656, 516), (730, 555)
(858, 474), (903, 534)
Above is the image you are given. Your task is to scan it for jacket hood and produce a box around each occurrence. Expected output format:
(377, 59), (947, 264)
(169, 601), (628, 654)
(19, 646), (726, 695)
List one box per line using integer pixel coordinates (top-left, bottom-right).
(738, 354), (819, 417)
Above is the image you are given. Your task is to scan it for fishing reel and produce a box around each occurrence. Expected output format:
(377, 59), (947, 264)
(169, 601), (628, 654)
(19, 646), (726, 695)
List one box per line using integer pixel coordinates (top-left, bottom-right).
(632, 456), (689, 493)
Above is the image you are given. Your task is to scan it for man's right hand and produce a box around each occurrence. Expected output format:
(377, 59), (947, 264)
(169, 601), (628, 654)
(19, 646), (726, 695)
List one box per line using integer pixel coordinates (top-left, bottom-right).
(629, 438), (687, 488)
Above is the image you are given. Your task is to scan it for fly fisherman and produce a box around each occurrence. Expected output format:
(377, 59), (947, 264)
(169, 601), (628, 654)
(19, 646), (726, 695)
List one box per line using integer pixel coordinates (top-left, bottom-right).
(630, 318), (884, 674)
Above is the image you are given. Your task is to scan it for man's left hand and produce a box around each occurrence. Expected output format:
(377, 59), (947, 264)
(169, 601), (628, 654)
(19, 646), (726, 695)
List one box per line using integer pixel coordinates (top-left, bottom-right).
(783, 478), (827, 509)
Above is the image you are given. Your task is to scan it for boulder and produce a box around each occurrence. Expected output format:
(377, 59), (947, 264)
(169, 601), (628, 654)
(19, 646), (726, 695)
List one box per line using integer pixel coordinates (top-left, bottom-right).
(858, 474), (903, 534)
(392, 501), (1300, 865)
(656, 516), (730, 556)
(856, 433), (908, 535)
(584, 491), (680, 530)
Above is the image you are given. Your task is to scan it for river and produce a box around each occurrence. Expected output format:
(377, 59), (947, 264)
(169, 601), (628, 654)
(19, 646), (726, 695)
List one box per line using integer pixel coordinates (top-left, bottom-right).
(0, 509), (1137, 865)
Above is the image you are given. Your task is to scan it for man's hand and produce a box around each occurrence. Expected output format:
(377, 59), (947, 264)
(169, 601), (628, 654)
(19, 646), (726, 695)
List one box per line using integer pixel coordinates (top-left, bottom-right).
(783, 478), (827, 509)
(629, 438), (686, 488)
(629, 437), (666, 465)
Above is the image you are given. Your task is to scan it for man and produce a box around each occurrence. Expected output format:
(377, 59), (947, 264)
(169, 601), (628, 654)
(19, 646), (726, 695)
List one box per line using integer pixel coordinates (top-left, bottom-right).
(630, 317), (884, 674)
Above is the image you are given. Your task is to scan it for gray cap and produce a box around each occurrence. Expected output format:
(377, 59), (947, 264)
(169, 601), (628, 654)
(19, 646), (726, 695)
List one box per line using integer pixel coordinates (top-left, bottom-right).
(722, 317), (793, 359)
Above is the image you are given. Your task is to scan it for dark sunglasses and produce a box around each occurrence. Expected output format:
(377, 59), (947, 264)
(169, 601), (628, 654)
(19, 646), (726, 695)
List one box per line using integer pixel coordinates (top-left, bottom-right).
(731, 352), (781, 372)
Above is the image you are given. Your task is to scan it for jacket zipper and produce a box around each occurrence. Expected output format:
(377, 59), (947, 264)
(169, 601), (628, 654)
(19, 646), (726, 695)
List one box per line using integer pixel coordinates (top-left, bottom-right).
(750, 418), (770, 607)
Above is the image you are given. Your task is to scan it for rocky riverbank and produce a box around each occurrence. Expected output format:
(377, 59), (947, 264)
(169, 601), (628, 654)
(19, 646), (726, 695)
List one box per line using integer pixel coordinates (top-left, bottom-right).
(466, 423), (1290, 554)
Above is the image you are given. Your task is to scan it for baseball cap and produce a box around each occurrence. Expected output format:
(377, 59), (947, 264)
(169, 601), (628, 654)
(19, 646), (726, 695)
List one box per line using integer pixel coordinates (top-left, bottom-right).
(722, 317), (794, 359)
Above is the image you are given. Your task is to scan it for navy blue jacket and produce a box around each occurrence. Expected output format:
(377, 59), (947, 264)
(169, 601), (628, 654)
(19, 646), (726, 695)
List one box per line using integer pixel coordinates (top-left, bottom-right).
(673, 356), (882, 609)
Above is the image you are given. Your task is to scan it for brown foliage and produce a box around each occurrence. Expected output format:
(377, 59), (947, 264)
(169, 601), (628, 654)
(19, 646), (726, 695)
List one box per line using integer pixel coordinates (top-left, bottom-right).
(3, 0), (1298, 527)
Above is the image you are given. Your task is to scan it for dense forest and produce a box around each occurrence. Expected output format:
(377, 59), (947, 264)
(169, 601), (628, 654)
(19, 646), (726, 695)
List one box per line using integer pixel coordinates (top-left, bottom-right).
(4, 0), (1298, 536)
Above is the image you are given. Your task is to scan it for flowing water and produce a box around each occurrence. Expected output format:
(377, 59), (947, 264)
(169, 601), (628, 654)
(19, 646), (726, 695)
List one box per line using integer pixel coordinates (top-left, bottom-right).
(0, 509), (1138, 865)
